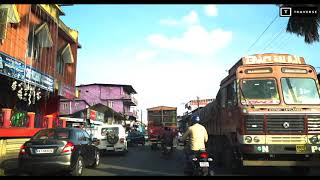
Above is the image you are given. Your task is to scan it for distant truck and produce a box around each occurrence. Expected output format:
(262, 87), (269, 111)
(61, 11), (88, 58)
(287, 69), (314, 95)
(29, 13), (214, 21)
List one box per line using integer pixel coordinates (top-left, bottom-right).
(147, 106), (177, 150)
(191, 53), (320, 174)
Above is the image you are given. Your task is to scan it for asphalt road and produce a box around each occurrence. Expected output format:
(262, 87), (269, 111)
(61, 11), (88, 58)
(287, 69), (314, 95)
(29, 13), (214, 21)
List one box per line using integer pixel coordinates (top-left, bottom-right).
(83, 143), (185, 176)
(83, 143), (320, 176)
(3, 142), (320, 176)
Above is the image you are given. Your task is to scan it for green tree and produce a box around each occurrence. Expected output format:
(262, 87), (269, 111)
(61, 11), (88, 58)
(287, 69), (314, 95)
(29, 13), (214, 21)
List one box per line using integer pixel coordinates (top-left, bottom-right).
(280, 4), (320, 44)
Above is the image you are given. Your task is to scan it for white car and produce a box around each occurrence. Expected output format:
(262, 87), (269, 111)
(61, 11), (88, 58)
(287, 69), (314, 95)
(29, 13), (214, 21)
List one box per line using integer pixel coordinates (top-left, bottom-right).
(87, 124), (128, 154)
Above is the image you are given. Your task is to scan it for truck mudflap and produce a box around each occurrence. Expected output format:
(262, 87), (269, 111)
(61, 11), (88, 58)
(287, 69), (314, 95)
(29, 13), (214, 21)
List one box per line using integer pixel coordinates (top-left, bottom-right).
(243, 160), (320, 167)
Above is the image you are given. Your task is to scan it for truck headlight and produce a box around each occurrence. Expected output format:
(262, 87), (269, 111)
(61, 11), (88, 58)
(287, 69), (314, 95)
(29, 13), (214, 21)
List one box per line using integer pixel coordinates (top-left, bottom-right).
(245, 136), (252, 143)
(310, 135), (319, 144)
(253, 136), (260, 143)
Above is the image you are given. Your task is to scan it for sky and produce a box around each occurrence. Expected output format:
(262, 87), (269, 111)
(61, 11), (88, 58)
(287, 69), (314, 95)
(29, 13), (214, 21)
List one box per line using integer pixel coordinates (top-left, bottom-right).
(60, 5), (320, 123)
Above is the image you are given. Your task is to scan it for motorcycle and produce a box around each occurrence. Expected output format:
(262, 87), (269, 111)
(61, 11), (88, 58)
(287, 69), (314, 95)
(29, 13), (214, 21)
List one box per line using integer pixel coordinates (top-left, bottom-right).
(187, 150), (215, 176)
(182, 138), (214, 176)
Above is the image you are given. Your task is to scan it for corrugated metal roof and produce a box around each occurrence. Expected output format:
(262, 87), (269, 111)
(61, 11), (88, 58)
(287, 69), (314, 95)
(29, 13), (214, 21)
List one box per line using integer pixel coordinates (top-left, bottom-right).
(147, 106), (177, 111)
(76, 83), (137, 94)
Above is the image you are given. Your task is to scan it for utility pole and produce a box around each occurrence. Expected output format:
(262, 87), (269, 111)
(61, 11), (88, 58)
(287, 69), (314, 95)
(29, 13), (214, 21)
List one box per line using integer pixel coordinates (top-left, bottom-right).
(141, 109), (143, 124)
(197, 96), (200, 115)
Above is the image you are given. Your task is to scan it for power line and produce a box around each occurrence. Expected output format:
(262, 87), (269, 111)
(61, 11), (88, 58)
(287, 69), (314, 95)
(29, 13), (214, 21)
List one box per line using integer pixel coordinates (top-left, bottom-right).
(247, 15), (279, 53)
(261, 23), (287, 52)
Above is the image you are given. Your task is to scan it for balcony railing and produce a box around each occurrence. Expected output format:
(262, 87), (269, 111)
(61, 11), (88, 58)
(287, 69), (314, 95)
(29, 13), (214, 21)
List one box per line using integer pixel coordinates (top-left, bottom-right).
(122, 94), (138, 106)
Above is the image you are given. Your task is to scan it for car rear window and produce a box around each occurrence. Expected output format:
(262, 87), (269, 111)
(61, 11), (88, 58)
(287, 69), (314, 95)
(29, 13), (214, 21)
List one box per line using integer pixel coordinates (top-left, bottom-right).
(32, 129), (70, 140)
(101, 127), (119, 136)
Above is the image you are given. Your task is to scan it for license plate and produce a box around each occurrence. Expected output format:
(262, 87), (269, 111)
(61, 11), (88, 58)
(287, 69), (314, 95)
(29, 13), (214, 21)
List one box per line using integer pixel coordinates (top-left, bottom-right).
(166, 146), (171, 150)
(35, 149), (54, 154)
(199, 162), (209, 167)
(296, 145), (307, 153)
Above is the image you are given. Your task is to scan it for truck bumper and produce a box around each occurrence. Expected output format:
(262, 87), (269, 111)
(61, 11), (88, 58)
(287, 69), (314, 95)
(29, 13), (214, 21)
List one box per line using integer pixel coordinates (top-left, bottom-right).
(243, 160), (320, 167)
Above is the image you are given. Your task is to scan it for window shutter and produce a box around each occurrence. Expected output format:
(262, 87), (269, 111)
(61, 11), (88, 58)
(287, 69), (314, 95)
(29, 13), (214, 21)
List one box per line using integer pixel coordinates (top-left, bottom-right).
(0, 8), (8, 41)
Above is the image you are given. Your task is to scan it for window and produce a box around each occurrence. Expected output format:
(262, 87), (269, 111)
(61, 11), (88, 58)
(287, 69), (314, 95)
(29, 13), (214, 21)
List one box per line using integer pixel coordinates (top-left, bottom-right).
(108, 101), (114, 108)
(101, 127), (119, 136)
(0, 8), (8, 43)
(76, 130), (86, 142)
(0, 5), (20, 43)
(227, 80), (237, 107)
(27, 27), (40, 62)
(32, 129), (70, 140)
(281, 78), (320, 104)
(56, 53), (64, 74)
(62, 103), (68, 110)
(240, 78), (280, 105)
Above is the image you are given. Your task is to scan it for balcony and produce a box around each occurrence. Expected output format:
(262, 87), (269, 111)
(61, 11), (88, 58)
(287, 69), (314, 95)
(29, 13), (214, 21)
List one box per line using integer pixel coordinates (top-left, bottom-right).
(122, 94), (138, 106)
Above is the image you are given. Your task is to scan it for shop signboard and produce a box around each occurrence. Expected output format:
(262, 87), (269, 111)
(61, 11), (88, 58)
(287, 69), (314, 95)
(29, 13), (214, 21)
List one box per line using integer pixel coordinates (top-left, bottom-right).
(58, 82), (75, 99)
(40, 74), (54, 92)
(86, 109), (97, 121)
(0, 51), (54, 92)
(0, 52), (25, 81)
(25, 66), (54, 92)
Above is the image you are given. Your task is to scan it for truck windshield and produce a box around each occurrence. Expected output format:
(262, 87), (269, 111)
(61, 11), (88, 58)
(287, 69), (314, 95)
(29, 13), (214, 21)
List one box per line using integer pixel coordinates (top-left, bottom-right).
(241, 78), (280, 105)
(281, 78), (320, 104)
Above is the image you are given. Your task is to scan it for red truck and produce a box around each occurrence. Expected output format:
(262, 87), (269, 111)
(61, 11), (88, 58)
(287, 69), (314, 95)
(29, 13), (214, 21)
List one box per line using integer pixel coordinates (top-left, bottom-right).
(147, 106), (177, 150)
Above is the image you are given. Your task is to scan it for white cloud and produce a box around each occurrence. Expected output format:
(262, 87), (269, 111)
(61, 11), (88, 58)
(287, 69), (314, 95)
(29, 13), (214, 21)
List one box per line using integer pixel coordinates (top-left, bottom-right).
(182, 10), (199, 24)
(204, 5), (218, 17)
(148, 25), (232, 55)
(135, 50), (158, 61)
(159, 10), (199, 26)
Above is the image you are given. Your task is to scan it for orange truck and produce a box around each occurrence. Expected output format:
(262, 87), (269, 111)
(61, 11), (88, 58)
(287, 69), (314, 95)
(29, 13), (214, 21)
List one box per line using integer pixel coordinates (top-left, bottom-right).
(194, 53), (320, 174)
(147, 106), (177, 150)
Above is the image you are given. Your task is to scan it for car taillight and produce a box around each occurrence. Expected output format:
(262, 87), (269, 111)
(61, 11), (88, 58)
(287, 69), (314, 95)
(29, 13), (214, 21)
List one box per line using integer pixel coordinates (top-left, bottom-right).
(62, 141), (75, 154)
(200, 152), (208, 158)
(120, 138), (124, 144)
(19, 144), (26, 155)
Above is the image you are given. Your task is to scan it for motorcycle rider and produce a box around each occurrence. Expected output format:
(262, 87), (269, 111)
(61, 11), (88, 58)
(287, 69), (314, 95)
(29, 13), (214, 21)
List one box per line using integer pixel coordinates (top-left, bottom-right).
(180, 115), (208, 171)
(161, 126), (174, 152)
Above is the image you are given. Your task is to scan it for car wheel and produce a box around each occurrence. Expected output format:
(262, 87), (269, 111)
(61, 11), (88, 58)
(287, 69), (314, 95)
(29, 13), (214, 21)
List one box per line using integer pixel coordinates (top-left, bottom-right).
(71, 156), (84, 176)
(90, 151), (100, 168)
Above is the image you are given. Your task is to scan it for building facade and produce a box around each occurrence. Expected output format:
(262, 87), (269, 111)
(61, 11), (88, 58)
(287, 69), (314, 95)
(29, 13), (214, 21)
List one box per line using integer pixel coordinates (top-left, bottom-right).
(76, 84), (138, 120)
(0, 4), (80, 138)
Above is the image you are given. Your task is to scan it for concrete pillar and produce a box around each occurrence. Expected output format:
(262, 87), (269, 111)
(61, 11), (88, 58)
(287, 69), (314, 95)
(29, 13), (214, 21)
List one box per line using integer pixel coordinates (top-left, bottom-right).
(27, 112), (35, 128)
(2, 108), (12, 128)
(46, 115), (53, 128)
(60, 117), (67, 128)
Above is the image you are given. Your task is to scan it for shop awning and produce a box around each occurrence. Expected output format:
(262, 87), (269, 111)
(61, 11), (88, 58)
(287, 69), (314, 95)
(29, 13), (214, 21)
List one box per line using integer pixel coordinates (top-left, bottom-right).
(35, 23), (53, 48)
(0, 4), (20, 24)
(61, 43), (74, 63)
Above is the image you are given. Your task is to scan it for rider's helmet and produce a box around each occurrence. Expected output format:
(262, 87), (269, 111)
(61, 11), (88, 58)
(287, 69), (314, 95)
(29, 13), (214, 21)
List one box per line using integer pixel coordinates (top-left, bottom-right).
(164, 126), (170, 131)
(191, 115), (200, 124)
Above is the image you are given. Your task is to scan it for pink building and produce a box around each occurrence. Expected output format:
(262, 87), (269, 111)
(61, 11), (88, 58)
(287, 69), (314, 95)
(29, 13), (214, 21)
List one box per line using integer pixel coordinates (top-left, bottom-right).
(59, 83), (138, 121)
